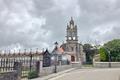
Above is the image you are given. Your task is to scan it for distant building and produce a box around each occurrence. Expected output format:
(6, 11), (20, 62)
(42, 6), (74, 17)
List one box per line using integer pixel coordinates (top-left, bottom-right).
(43, 49), (51, 67)
(61, 17), (86, 63)
(51, 43), (70, 65)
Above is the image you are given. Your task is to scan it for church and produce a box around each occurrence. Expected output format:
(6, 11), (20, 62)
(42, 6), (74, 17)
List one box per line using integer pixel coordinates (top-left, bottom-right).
(61, 17), (86, 63)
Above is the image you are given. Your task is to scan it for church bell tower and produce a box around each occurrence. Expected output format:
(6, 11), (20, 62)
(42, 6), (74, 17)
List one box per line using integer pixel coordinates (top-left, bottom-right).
(65, 17), (80, 62)
(66, 17), (78, 43)
(61, 17), (85, 63)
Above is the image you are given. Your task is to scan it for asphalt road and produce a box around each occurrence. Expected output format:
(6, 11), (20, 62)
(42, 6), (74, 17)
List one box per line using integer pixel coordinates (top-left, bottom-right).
(49, 68), (120, 80)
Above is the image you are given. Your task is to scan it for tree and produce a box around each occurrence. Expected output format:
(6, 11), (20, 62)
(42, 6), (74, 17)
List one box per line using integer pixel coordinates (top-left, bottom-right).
(99, 39), (120, 62)
(83, 44), (98, 64)
(99, 47), (108, 61)
(104, 39), (120, 51)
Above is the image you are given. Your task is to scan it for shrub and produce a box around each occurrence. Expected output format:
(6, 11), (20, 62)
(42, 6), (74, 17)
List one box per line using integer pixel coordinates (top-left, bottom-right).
(99, 47), (108, 61)
(28, 70), (38, 79)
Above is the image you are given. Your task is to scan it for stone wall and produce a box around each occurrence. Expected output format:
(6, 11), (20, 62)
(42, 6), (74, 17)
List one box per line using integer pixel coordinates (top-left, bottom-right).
(39, 63), (80, 77)
(94, 62), (120, 68)
(39, 65), (72, 76)
(71, 62), (82, 68)
(0, 71), (18, 80)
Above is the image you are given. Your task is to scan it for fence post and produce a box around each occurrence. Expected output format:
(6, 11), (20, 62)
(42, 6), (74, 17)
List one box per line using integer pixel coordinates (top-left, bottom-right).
(13, 62), (22, 80)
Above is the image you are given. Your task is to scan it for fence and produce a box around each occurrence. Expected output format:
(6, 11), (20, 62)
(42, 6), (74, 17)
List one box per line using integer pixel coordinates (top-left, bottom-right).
(0, 49), (43, 78)
(0, 49), (78, 79)
(0, 62), (22, 80)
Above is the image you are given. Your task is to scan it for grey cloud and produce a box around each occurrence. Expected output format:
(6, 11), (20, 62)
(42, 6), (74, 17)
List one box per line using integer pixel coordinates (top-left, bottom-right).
(0, 0), (120, 51)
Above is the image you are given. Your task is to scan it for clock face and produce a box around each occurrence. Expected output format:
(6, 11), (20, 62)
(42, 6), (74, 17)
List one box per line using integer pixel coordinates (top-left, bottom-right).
(68, 37), (71, 40)
(73, 37), (76, 40)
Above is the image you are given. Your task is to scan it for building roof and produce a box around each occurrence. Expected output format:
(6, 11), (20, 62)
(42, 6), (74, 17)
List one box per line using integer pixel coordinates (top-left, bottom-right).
(58, 47), (64, 53)
(52, 46), (64, 54)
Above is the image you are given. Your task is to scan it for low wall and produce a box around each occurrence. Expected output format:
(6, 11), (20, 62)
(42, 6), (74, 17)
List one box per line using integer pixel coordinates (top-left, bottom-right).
(39, 63), (82, 77)
(0, 71), (19, 80)
(39, 65), (73, 76)
(71, 62), (82, 68)
(57, 64), (73, 72)
(94, 62), (120, 68)
(38, 61), (82, 77)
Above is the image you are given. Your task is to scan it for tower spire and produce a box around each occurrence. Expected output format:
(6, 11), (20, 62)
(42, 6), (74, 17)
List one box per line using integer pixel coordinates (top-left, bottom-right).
(71, 17), (73, 20)
(70, 17), (74, 25)
(66, 17), (78, 42)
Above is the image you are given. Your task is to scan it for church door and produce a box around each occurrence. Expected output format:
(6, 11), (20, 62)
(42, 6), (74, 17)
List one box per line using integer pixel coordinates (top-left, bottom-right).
(71, 56), (75, 62)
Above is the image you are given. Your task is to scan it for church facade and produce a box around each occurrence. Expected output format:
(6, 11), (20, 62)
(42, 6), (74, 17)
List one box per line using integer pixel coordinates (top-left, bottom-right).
(61, 17), (86, 63)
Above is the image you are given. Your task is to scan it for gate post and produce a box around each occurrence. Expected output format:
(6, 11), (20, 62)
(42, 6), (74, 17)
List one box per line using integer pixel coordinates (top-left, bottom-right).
(13, 62), (22, 80)
(36, 61), (40, 76)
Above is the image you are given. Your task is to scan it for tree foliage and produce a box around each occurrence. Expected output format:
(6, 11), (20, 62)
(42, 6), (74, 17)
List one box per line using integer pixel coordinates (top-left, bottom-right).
(99, 39), (120, 62)
(83, 44), (98, 63)
(104, 39), (120, 51)
(99, 47), (108, 61)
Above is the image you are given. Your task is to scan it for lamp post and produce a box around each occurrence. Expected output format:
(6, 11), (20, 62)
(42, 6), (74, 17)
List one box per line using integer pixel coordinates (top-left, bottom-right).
(108, 50), (111, 68)
(53, 42), (58, 73)
(29, 49), (32, 71)
(105, 47), (111, 68)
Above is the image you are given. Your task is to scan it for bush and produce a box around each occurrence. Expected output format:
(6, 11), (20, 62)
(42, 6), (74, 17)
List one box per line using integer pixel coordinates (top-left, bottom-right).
(99, 47), (108, 61)
(28, 70), (38, 79)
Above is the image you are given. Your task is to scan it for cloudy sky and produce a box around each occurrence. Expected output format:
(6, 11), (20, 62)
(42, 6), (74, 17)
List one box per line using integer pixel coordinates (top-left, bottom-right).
(0, 0), (120, 51)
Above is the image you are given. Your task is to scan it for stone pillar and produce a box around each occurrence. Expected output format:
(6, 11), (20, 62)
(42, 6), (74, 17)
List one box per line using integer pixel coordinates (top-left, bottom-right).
(36, 61), (40, 75)
(40, 60), (43, 73)
(59, 60), (62, 66)
(13, 62), (22, 80)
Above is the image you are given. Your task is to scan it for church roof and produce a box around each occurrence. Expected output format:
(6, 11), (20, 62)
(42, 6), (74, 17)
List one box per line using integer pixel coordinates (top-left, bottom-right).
(52, 46), (64, 54)
(58, 47), (64, 53)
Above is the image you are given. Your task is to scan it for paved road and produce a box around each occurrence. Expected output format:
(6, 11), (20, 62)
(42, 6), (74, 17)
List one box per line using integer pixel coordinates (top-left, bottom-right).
(49, 68), (120, 80)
